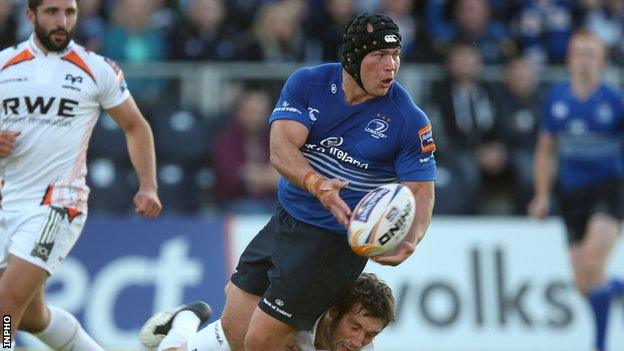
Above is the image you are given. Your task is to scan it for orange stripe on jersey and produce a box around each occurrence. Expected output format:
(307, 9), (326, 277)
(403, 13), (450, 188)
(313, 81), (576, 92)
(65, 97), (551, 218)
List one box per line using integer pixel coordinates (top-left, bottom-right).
(61, 51), (96, 83)
(66, 207), (82, 223)
(1, 49), (35, 71)
(41, 185), (53, 205)
(418, 124), (432, 136)
(418, 124), (436, 153)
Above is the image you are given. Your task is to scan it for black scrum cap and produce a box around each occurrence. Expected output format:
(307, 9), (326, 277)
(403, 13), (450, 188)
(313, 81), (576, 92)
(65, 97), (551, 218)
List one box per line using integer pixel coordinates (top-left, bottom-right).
(342, 13), (402, 92)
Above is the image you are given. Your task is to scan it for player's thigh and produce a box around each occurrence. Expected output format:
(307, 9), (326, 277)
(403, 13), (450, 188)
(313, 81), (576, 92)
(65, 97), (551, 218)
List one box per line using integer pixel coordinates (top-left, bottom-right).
(258, 214), (366, 332)
(0, 255), (48, 310)
(570, 215), (619, 292)
(579, 178), (622, 262)
(581, 213), (620, 266)
(5, 206), (86, 276)
(0, 210), (9, 273)
(221, 282), (261, 350)
(245, 307), (298, 351)
(569, 244), (584, 283)
(558, 188), (590, 245)
(224, 209), (285, 348)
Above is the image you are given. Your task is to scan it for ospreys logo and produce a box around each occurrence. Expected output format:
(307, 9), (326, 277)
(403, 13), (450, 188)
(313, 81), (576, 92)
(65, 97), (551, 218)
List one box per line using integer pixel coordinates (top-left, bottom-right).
(65, 74), (83, 85)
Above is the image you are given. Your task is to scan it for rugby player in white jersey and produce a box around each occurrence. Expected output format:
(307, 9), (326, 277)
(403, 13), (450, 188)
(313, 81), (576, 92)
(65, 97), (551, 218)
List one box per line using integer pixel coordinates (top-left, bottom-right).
(140, 273), (394, 351)
(0, 0), (162, 349)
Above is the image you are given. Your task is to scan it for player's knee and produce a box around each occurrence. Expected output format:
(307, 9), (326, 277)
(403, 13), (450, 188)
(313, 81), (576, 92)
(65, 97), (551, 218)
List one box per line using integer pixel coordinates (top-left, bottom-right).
(574, 263), (603, 293)
(573, 275), (592, 294)
(220, 314), (245, 351)
(243, 329), (273, 351)
(18, 305), (48, 333)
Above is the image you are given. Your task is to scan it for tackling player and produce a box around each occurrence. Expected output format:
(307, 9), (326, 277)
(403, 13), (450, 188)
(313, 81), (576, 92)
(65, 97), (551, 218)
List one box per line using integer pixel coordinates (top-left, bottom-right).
(0, 0), (161, 349)
(141, 273), (394, 351)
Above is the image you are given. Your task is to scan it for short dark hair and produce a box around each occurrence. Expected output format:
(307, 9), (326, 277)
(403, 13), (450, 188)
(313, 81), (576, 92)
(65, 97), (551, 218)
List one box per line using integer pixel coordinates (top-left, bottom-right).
(29, 0), (79, 11)
(332, 273), (395, 327)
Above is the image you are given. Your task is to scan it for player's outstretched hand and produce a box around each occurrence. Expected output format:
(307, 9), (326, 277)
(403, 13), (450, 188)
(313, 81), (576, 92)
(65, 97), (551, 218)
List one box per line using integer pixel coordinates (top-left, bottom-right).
(134, 187), (162, 219)
(317, 178), (351, 228)
(528, 195), (549, 220)
(372, 240), (415, 267)
(0, 131), (20, 158)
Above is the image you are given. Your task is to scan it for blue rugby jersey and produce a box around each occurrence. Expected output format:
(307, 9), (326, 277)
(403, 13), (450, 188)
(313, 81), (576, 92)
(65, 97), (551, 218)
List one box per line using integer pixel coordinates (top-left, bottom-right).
(541, 82), (624, 192)
(269, 63), (436, 234)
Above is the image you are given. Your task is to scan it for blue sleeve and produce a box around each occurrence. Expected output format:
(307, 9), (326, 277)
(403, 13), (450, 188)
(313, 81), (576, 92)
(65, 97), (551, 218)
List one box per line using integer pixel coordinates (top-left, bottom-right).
(540, 86), (557, 134)
(269, 67), (311, 129)
(395, 107), (437, 182)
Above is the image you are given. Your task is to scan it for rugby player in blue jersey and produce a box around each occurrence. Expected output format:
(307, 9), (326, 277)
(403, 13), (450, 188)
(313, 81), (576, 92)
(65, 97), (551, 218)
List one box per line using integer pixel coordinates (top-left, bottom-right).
(528, 30), (624, 351)
(141, 13), (436, 351)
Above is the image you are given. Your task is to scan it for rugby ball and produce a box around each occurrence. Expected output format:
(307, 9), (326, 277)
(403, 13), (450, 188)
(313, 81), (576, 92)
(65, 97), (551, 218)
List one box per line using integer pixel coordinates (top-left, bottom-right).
(348, 183), (416, 258)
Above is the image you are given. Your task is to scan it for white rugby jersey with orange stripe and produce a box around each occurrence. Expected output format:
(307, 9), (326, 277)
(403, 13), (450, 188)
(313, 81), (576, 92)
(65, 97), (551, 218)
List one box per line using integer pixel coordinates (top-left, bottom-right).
(0, 35), (129, 213)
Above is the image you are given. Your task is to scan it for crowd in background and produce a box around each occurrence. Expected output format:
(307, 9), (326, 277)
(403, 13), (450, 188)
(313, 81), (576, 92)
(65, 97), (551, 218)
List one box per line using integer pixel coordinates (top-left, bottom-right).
(1, 0), (623, 215)
(4, 0), (624, 65)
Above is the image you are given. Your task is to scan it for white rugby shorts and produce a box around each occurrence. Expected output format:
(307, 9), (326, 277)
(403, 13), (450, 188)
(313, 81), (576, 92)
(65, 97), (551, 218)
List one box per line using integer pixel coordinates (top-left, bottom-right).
(0, 206), (86, 275)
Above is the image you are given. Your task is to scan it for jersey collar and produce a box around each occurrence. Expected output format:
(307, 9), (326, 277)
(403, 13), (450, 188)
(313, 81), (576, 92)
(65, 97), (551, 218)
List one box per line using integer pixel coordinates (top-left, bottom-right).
(28, 33), (76, 56)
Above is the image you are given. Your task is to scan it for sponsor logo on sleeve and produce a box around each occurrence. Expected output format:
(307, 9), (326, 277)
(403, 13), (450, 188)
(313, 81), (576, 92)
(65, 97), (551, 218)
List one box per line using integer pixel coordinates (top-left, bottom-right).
(418, 124), (436, 153)
(273, 100), (302, 114)
(308, 107), (319, 121)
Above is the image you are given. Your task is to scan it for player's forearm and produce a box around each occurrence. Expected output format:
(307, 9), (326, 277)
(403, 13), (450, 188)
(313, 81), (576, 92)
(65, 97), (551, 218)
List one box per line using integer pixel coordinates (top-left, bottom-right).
(125, 120), (158, 190)
(410, 186), (434, 245)
(402, 181), (434, 246)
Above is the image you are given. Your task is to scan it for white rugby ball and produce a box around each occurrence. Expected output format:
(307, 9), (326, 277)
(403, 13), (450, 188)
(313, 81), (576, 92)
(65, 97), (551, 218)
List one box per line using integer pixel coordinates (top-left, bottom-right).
(348, 183), (416, 258)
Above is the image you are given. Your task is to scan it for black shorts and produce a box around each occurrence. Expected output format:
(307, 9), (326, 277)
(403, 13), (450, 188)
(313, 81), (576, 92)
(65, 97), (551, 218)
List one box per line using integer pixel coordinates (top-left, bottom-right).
(230, 205), (367, 331)
(558, 178), (624, 244)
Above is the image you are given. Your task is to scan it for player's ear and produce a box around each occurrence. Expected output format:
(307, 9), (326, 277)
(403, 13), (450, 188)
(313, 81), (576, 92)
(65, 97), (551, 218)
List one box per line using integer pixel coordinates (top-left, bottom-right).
(326, 307), (338, 322)
(26, 7), (36, 24)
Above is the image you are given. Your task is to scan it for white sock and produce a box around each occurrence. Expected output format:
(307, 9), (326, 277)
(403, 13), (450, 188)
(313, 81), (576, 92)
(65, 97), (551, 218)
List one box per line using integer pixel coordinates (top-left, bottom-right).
(157, 311), (201, 351)
(33, 305), (104, 351)
(186, 319), (231, 351)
